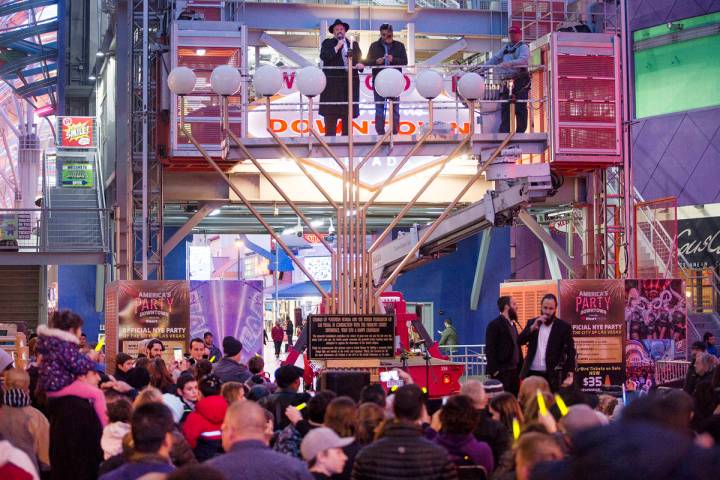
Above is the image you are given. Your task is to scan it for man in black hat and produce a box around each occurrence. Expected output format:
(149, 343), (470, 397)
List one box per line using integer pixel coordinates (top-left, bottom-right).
(366, 23), (407, 135)
(319, 19), (364, 136)
(212, 336), (251, 384)
(260, 365), (311, 430)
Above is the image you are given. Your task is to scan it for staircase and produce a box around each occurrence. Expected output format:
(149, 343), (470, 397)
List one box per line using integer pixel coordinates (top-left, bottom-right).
(46, 187), (105, 251)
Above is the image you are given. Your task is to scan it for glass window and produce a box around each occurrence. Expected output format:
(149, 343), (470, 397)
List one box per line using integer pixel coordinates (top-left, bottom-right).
(633, 12), (720, 119)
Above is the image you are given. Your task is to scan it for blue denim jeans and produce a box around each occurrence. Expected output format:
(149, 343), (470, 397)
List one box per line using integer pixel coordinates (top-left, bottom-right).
(374, 90), (400, 135)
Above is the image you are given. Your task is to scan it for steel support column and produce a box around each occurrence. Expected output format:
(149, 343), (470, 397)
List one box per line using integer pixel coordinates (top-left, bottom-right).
(517, 208), (576, 277)
(470, 228), (492, 310)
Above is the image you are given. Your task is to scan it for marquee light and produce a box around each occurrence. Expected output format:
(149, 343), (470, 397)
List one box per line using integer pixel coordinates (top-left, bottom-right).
(253, 64), (283, 97)
(296, 66), (326, 97)
(457, 72), (485, 101)
(167, 66), (197, 95)
(415, 70), (443, 99)
(374, 68), (405, 99)
(210, 65), (241, 96)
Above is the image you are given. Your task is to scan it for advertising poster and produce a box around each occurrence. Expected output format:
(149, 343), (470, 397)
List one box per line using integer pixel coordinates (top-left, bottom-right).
(624, 279), (687, 390)
(57, 116), (95, 148)
(189, 280), (264, 365)
(117, 281), (189, 362)
(559, 279), (626, 392)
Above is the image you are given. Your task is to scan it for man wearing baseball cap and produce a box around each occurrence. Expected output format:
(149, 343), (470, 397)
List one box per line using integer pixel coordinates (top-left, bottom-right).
(482, 25), (530, 133)
(301, 427), (354, 479)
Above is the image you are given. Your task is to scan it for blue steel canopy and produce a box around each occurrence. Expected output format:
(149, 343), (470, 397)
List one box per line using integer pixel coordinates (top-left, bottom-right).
(0, 0), (57, 107)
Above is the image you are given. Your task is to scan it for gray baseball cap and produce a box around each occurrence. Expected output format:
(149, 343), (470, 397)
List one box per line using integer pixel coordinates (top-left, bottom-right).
(300, 427), (354, 461)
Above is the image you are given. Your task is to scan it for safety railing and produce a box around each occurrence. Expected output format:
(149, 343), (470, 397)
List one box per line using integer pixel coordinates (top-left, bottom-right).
(173, 63), (547, 152)
(439, 344), (487, 380)
(226, 0), (507, 11)
(633, 187), (720, 315)
(0, 208), (111, 253)
(655, 359), (690, 386)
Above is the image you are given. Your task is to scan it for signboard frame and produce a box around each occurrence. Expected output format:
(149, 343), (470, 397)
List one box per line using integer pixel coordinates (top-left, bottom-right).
(56, 116), (96, 148)
(308, 314), (395, 360)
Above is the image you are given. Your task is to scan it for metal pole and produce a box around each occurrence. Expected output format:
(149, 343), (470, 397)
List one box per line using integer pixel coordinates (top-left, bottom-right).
(348, 43), (355, 312)
(141, 0), (149, 279)
(240, 24), (249, 138)
(275, 247), (279, 325)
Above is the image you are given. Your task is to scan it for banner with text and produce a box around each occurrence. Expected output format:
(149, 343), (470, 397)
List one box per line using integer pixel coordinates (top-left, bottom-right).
(559, 279), (626, 392)
(308, 314), (395, 360)
(116, 280), (189, 362)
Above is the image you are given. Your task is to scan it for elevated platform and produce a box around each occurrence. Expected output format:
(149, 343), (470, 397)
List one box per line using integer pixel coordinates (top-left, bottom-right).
(167, 132), (549, 171)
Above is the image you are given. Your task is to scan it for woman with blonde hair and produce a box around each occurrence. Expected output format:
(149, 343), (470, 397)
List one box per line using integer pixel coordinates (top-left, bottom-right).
(518, 375), (551, 411)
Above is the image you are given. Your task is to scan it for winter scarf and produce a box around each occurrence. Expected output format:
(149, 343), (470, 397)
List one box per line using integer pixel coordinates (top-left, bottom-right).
(2, 388), (30, 408)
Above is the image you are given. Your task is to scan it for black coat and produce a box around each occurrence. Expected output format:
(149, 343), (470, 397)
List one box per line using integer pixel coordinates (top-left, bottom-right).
(351, 421), (457, 480)
(518, 317), (576, 384)
(485, 315), (523, 377)
(319, 38), (362, 118)
(366, 39), (407, 80)
(47, 395), (103, 480)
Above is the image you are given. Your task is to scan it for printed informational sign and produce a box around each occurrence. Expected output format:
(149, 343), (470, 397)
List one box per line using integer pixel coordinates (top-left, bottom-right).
(115, 281), (190, 362)
(624, 279), (687, 390)
(309, 314), (395, 359)
(0, 213), (32, 240)
(57, 116), (95, 148)
(61, 162), (94, 187)
(559, 279), (626, 392)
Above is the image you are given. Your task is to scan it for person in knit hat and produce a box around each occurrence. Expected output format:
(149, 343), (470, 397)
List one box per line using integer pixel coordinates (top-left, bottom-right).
(211, 336), (250, 384)
(0, 368), (49, 473)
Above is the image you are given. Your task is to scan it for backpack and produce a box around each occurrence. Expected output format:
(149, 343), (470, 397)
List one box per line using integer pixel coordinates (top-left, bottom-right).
(273, 424), (302, 458)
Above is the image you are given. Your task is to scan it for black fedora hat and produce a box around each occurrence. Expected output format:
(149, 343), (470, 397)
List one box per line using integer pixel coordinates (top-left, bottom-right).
(329, 19), (350, 34)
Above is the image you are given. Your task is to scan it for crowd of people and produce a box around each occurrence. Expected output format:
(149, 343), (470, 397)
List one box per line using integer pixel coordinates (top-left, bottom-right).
(1, 308), (720, 480)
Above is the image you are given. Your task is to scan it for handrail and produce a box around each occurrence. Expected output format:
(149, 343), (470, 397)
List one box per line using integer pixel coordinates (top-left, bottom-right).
(633, 187), (720, 315)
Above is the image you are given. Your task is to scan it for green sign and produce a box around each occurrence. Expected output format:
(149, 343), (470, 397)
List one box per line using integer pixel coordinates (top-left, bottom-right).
(61, 162), (94, 188)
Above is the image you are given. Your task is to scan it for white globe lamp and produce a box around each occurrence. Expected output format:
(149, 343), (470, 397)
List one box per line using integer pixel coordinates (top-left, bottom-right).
(296, 66), (326, 97)
(416, 70), (443, 99)
(457, 72), (485, 101)
(374, 68), (405, 98)
(210, 65), (241, 96)
(253, 64), (283, 97)
(167, 66), (196, 95)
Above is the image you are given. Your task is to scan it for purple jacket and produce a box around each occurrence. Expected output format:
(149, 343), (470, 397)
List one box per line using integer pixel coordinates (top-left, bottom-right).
(36, 325), (95, 392)
(434, 432), (494, 474)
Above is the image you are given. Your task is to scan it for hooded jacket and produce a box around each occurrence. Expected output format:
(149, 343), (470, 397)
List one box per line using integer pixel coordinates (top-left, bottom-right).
(36, 325), (95, 393)
(212, 357), (251, 384)
(433, 432), (493, 474)
(181, 395), (228, 449)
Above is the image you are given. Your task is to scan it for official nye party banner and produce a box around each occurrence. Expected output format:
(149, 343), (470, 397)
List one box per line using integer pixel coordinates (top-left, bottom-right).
(189, 280), (264, 365)
(559, 279), (626, 392)
(115, 280), (189, 361)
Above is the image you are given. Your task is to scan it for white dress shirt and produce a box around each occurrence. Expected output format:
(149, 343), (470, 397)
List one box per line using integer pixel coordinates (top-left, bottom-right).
(530, 321), (553, 372)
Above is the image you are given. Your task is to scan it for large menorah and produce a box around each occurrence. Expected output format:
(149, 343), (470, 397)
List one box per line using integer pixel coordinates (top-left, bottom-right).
(168, 56), (516, 314)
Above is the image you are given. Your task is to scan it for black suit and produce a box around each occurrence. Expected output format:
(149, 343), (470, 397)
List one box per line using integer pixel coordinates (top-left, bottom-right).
(518, 316), (576, 391)
(485, 314), (523, 395)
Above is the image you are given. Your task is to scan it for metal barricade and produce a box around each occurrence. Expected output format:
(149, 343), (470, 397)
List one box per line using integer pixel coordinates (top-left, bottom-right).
(655, 360), (690, 386)
(439, 344), (487, 381)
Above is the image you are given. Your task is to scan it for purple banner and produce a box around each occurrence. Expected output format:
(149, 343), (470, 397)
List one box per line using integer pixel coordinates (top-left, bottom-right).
(189, 280), (264, 365)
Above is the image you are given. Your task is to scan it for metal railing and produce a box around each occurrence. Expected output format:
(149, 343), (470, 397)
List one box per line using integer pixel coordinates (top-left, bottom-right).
(633, 187), (720, 314)
(655, 359), (690, 386)
(0, 207), (111, 253)
(226, 0), (507, 11)
(439, 344), (487, 380)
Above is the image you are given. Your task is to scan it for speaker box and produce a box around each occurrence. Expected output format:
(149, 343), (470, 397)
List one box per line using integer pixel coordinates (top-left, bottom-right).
(320, 370), (370, 402)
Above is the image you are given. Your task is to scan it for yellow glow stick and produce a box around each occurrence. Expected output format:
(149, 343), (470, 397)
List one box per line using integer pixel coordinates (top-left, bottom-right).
(95, 337), (105, 352)
(512, 417), (521, 440)
(555, 394), (569, 416)
(536, 389), (548, 416)
(209, 356), (216, 363)
(296, 403), (307, 411)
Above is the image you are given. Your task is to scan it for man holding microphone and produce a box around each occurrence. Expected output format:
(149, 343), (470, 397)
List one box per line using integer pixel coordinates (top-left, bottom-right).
(319, 19), (364, 136)
(518, 293), (576, 391)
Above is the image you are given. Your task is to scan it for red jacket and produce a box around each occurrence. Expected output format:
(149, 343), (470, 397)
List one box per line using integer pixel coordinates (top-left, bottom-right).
(181, 395), (227, 449)
(271, 326), (285, 342)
